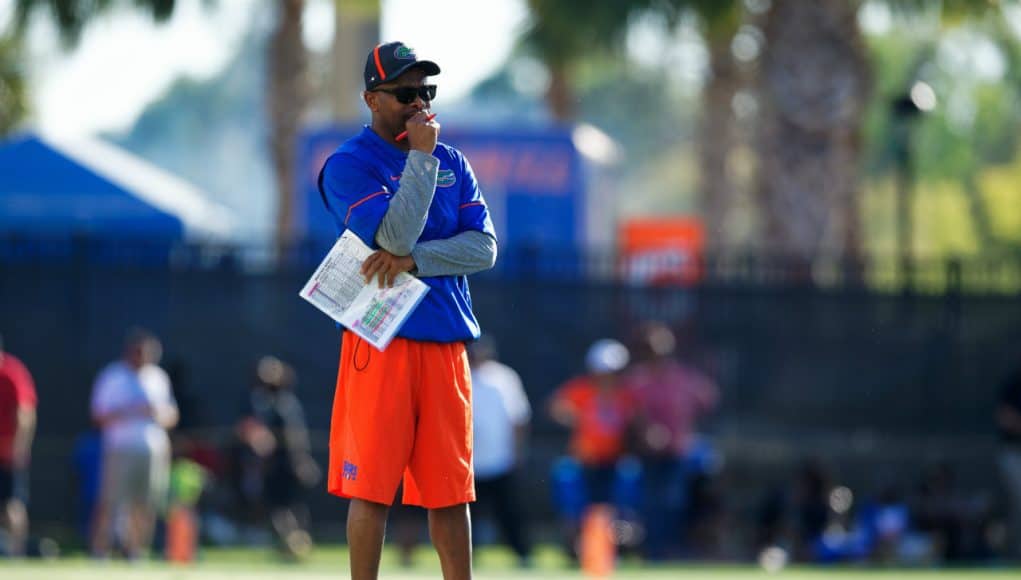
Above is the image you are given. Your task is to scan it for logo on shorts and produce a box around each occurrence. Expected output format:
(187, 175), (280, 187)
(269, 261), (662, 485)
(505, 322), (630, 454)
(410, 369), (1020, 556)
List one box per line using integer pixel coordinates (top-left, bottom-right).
(437, 169), (456, 188)
(343, 461), (358, 481)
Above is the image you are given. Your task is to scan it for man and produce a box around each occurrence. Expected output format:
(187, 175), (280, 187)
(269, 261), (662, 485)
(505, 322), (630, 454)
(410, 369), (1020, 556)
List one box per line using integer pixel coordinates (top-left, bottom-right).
(997, 351), (1021, 559)
(625, 322), (718, 559)
(549, 338), (635, 560)
(318, 41), (497, 580)
(233, 356), (319, 558)
(0, 334), (37, 557)
(90, 329), (178, 559)
(468, 335), (532, 566)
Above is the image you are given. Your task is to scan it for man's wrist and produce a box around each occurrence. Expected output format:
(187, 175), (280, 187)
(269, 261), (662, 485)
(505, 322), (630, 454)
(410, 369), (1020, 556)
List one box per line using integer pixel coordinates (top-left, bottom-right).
(407, 149), (438, 165)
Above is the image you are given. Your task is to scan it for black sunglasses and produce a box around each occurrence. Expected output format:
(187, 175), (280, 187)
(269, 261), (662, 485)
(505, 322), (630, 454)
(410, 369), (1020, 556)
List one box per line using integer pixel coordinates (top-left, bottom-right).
(372, 84), (437, 104)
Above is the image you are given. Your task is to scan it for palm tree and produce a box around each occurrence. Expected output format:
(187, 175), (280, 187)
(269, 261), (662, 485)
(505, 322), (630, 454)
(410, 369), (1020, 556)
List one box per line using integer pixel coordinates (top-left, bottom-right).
(688, 1), (744, 254)
(523, 0), (1017, 270)
(523, 0), (599, 121)
(0, 33), (29, 136)
(524, 0), (686, 122)
(14, 0), (308, 252)
(524, 0), (761, 256)
(268, 0), (307, 251)
(328, 0), (379, 122)
(752, 0), (1016, 268)
(754, 0), (871, 267)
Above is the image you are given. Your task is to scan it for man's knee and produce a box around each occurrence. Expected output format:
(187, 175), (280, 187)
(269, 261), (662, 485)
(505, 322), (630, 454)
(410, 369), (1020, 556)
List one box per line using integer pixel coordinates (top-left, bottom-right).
(428, 502), (470, 526)
(430, 502), (468, 513)
(348, 498), (390, 521)
(3, 498), (27, 527)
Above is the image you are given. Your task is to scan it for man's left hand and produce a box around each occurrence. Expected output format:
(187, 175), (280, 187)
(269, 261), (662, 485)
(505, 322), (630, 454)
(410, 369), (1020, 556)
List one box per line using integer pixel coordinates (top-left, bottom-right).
(361, 250), (416, 288)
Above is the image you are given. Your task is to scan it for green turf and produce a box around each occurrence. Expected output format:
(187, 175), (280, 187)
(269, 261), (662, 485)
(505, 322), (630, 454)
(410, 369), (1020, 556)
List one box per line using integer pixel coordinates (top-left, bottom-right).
(1, 545), (1018, 579)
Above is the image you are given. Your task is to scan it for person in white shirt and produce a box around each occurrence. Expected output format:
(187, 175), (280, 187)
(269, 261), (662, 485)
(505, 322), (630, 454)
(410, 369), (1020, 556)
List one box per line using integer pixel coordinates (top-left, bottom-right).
(469, 335), (532, 566)
(90, 329), (178, 559)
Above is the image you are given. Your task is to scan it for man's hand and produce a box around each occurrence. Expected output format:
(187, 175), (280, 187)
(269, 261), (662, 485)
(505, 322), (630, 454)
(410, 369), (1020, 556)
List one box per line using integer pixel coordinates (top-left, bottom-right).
(405, 111), (439, 154)
(361, 249), (416, 288)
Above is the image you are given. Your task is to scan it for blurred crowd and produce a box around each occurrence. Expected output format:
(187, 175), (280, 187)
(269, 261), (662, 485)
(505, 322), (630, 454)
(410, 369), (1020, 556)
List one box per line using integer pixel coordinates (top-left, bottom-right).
(2, 328), (322, 562)
(1, 325), (1021, 568)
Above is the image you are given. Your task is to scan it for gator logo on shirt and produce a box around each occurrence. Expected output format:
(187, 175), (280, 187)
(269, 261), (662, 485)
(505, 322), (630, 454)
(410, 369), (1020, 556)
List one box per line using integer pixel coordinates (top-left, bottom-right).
(394, 45), (416, 60)
(437, 169), (457, 188)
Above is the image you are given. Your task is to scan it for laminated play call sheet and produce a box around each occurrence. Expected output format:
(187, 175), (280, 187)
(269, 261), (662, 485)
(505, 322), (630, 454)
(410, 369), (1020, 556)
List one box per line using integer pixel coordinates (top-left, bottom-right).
(300, 230), (429, 351)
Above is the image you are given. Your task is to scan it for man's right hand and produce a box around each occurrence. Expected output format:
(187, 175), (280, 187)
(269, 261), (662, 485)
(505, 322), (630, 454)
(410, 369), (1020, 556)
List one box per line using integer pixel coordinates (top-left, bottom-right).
(405, 111), (439, 154)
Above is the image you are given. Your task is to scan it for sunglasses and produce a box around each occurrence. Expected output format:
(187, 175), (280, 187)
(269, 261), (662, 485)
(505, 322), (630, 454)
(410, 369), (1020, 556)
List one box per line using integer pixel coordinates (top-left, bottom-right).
(372, 84), (437, 104)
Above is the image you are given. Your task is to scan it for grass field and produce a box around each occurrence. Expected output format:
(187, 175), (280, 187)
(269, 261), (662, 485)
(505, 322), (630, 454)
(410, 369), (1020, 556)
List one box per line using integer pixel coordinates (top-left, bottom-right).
(1, 546), (1019, 580)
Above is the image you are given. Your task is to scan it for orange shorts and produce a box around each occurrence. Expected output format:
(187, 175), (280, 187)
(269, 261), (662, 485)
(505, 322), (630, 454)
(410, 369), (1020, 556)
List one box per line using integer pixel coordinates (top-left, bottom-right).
(327, 331), (475, 508)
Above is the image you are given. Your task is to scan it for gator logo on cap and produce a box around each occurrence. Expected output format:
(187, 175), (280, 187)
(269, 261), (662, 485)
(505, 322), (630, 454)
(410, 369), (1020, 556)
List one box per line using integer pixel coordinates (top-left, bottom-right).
(394, 45), (416, 60)
(437, 169), (456, 188)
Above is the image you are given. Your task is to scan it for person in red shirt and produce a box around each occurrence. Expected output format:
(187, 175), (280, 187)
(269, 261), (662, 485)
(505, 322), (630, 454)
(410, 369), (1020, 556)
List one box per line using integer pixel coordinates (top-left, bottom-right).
(549, 339), (635, 558)
(626, 322), (718, 560)
(0, 334), (38, 557)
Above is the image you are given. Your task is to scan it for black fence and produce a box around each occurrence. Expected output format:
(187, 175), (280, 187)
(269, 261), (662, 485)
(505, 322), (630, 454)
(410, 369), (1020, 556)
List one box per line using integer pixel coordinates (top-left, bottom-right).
(2, 235), (1020, 548)
(4, 233), (1021, 294)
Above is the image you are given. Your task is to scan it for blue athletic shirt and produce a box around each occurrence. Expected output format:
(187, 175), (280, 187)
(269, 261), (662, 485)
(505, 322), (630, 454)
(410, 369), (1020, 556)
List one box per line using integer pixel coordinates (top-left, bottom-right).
(318, 126), (496, 343)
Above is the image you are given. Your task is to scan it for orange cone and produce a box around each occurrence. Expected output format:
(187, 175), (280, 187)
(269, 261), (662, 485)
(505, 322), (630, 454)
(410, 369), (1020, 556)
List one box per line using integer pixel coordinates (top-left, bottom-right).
(579, 503), (615, 577)
(166, 506), (197, 564)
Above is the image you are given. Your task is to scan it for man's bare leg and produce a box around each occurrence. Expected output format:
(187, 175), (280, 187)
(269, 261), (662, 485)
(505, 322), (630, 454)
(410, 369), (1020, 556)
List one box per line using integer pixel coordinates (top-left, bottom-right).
(429, 503), (472, 580)
(2, 499), (28, 557)
(90, 500), (113, 557)
(348, 498), (390, 580)
(125, 502), (156, 559)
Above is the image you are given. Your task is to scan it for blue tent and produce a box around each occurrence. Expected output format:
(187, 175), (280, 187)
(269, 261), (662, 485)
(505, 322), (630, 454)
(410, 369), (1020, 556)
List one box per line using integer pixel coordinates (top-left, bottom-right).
(0, 132), (236, 240)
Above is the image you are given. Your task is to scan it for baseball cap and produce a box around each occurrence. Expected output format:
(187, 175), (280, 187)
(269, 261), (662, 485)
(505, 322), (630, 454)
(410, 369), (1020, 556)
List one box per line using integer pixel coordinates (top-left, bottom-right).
(364, 41), (441, 90)
(585, 339), (630, 374)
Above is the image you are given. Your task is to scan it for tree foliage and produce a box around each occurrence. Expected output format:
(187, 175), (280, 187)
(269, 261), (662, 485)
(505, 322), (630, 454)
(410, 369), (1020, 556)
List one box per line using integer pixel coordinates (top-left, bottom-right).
(14, 0), (180, 47)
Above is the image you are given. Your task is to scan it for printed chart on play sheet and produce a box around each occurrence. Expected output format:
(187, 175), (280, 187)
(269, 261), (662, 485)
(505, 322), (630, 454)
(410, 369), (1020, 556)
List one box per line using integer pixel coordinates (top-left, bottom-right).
(300, 229), (428, 351)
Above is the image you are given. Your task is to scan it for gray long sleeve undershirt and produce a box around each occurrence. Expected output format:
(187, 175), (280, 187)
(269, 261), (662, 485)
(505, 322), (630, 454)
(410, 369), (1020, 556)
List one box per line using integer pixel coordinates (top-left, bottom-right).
(411, 230), (497, 277)
(373, 149), (497, 277)
(374, 150), (439, 256)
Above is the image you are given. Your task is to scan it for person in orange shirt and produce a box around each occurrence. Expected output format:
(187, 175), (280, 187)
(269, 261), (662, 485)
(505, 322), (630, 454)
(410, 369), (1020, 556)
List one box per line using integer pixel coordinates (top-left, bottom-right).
(549, 339), (636, 558)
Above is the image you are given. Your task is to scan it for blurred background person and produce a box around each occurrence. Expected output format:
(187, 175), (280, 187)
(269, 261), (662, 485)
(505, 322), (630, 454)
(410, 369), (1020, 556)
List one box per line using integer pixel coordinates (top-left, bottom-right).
(0, 333), (37, 557)
(231, 356), (319, 560)
(793, 458), (833, 562)
(625, 322), (718, 560)
(997, 350), (1021, 560)
(90, 328), (178, 560)
(549, 338), (635, 561)
(468, 335), (533, 567)
(71, 428), (103, 548)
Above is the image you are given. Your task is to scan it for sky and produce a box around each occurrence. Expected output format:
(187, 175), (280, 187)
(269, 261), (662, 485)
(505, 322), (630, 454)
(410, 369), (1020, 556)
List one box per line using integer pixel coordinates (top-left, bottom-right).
(2, 0), (528, 136)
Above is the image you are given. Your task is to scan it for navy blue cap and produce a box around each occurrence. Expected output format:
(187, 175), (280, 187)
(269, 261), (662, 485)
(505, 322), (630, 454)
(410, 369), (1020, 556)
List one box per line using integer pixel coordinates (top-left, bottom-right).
(364, 41), (441, 90)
